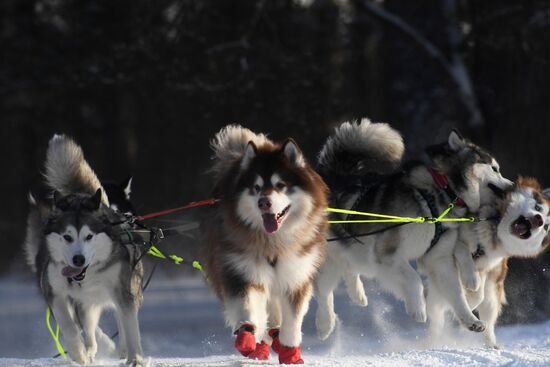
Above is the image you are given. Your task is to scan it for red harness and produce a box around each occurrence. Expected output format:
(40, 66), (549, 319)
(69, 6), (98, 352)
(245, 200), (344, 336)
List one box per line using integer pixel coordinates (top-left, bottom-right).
(428, 168), (466, 207)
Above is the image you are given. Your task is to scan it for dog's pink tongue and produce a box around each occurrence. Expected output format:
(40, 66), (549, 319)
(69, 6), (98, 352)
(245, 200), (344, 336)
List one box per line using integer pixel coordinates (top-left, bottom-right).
(262, 214), (279, 233)
(62, 266), (82, 277)
(512, 221), (529, 236)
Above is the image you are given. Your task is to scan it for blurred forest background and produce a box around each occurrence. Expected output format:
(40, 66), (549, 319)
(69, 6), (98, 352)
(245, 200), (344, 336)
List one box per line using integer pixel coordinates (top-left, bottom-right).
(2, 0), (550, 324)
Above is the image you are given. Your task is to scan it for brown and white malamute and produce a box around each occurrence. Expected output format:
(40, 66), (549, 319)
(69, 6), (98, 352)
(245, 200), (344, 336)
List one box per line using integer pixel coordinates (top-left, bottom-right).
(424, 176), (550, 347)
(200, 125), (328, 364)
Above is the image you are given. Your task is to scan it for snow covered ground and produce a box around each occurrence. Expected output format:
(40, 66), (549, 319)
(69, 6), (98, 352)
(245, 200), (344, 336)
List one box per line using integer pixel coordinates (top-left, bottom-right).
(1, 268), (550, 366)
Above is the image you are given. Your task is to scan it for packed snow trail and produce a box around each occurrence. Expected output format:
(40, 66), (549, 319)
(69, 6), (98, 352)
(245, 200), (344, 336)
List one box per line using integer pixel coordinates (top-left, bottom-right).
(1, 272), (550, 366)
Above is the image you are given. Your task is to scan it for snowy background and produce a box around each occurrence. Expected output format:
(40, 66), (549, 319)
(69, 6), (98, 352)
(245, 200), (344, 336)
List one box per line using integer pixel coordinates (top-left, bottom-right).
(2, 264), (550, 366)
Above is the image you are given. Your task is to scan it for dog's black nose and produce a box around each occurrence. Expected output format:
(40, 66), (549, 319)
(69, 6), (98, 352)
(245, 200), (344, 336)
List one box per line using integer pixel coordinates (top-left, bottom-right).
(531, 214), (544, 228)
(72, 254), (85, 267)
(258, 197), (272, 211)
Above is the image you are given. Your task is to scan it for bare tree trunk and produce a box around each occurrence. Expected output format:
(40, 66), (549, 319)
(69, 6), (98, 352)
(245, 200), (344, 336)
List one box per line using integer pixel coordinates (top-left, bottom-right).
(354, 0), (484, 129)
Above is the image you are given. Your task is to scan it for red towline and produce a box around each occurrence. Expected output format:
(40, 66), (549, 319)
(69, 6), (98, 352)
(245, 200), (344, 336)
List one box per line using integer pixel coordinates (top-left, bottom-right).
(137, 198), (219, 220)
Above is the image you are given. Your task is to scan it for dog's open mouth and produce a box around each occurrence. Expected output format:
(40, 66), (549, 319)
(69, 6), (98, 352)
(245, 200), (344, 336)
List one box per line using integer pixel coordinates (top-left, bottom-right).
(262, 205), (291, 233)
(61, 265), (88, 281)
(511, 215), (532, 239)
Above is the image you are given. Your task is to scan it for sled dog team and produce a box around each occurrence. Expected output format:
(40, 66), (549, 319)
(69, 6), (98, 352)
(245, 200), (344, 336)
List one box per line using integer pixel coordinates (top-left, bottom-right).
(24, 120), (550, 366)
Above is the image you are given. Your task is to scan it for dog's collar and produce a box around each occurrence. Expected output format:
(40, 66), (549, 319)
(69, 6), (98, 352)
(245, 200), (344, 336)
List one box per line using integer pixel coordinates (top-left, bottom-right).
(428, 168), (466, 207)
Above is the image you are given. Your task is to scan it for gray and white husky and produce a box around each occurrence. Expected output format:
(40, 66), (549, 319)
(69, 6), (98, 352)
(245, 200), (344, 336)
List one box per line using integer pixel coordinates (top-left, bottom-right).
(314, 119), (511, 340)
(24, 135), (145, 366)
(423, 176), (550, 347)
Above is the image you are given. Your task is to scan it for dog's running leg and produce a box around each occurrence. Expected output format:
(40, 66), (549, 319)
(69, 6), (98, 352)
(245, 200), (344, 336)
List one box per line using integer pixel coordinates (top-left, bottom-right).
(278, 283), (312, 364)
(454, 240), (480, 291)
(344, 272), (368, 307)
(79, 304), (101, 363)
(51, 297), (88, 364)
(315, 253), (343, 340)
(429, 254), (485, 332)
(115, 302), (144, 366)
(115, 312), (127, 359)
(377, 256), (427, 323)
(477, 276), (501, 348)
(227, 287), (268, 358)
(425, 278), (447, 346)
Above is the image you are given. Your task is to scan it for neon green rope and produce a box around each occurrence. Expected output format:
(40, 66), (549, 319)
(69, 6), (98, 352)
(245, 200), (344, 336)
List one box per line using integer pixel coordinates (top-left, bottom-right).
(45, 307), (66, 359)
(147, 245), (204, 274)
(326, 204), (475, 224)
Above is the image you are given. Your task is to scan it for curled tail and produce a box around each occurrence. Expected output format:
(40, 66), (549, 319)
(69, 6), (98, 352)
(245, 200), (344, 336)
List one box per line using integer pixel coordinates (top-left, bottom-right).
(45, 134), (109, 206)
(24, 194), (43, 272)
(318, 118), (404, 176)
(209, 124), (273, 180)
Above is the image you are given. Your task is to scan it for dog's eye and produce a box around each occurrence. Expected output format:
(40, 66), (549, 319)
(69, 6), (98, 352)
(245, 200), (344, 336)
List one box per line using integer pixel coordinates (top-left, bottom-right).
(492, 166), (499, 173)
(535, 204), (543, 212)
(63, 235), (73, 242)
(85, 234), (93, 241)
(276, 182), (287, 190)
(253, 184), (261, 193)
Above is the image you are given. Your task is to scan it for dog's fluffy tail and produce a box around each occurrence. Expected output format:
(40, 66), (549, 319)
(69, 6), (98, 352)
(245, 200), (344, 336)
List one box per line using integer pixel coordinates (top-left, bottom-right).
(210, 124), (272, 180)
(45, 134), (109, 206)
(24, 194), (44, 272)
(318, 118), (404, 176)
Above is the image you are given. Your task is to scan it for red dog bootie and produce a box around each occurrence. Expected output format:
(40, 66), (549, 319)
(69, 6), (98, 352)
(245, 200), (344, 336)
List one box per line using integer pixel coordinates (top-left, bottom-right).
(278, 345), (304, 364)
(247, 341), (270, 360)
(234, 324), (256, 357)
(268, 328), (281, 354)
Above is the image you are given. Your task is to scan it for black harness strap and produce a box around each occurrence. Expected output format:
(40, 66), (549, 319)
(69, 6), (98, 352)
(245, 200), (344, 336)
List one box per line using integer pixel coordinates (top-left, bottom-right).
(417, 189), (447, 254)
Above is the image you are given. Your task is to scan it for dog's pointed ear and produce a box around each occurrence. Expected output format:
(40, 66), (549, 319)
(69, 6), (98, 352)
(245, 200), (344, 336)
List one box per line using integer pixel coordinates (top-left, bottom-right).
(488, 183), (506, 199)
(448, 129), (466, 152)
(240, 141), (257, 170)
(122, 176), (133, 199)
(84, 189), (102, 211)
(282, 138), (306, 167)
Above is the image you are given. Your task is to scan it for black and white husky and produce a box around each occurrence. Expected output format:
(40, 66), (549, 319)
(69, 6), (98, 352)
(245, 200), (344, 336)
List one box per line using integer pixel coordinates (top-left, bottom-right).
(314, 119), (511, 340)
(423, 176), (550, 347)
(24, 135), (145, 366)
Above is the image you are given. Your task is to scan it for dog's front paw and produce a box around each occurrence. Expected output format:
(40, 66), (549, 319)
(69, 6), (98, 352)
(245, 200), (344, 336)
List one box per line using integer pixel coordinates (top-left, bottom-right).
(316, 308), (336, 340)
(405, 299), (427, 323)
(349, 289), (368, 307)
(68, 342), (89, 365)
(463, 272), (481, 291)
(466, 319), (486, 333)
(126, 354), (146, 367)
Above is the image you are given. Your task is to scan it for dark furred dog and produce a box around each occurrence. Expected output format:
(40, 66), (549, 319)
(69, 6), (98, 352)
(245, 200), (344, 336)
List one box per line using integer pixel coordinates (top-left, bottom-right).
(201, 125), (328, 364)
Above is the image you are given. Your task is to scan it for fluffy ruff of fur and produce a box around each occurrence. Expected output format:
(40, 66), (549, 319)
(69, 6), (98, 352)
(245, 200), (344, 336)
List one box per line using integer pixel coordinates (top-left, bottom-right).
(201, 125), (328, 364)
(314, 120), (511, 340)
(24, 135), (145, 366)
(423, 176), (550, 347)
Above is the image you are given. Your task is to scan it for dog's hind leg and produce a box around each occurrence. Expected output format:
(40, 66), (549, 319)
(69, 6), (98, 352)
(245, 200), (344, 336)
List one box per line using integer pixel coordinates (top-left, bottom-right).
(477, 272), (503, 348)
(344, 272), (368, 307)
(115, 312), (127, 359)
(115, 302), (144, 366)
(424, 278), (447, 346)
(79, 304), (102, 362)
(51, 297), (88, 364)
(315, 253), (343, 340)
